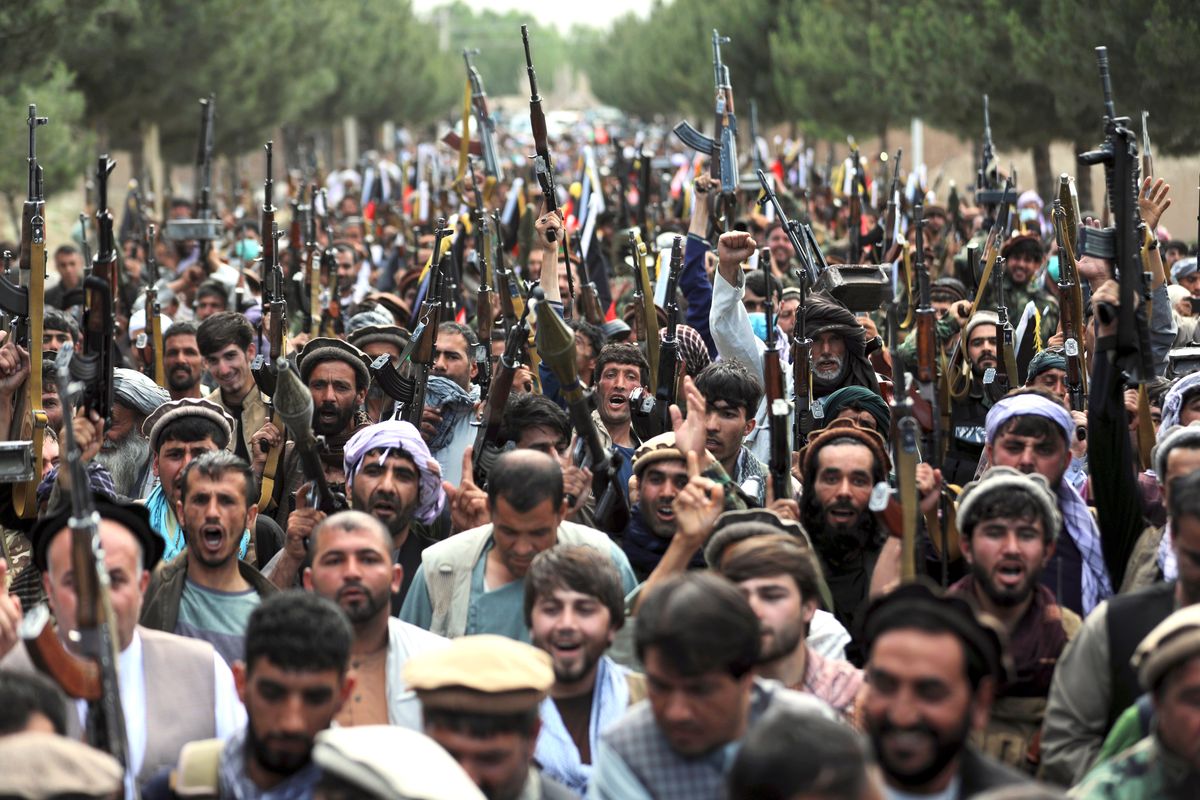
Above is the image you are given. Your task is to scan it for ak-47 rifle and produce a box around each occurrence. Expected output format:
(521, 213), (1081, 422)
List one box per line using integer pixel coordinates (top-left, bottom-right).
(472, 299), (534, 487)
(0, 106), (49, 507)
(976, 94), (1003, 211)
(989, 253), (1019, 398)
(522, 25), (576, 315)
(882, 149), (903, 261)
(757, 169), (813, 447)
(397, 221), (449, 425)
(468, 162), (495, 401)
(1054, 199), (1088, 411)
(635, 145), (653, 240)
(1141, 111), (1154, 182)
(536, 296), (631, 534)
(464, 49), (502, 184)
(304, 185), (322, 338)
(251, 221), (287, 512)
(749, 99), (765, 174)
(1078, 47), (1154, 384)
(912, 204), (940, 447)
(21, 343), (131, 777)
(761, 246), (792, 501)
(493, 209), (522, 330)
(627, 230), (660, 389)
(574, 235), (605, 326)
(674, 29), (739, 231)
(650, 236), (685, 437)
(272, 358), (348, 515)
(884, 282), (921, 584)
(138, 223), (166, 388)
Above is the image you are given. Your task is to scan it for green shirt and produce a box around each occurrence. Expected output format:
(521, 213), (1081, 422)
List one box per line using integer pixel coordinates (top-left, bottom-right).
(175, 579), (261, 666)
(1070, 735), (1200, 800)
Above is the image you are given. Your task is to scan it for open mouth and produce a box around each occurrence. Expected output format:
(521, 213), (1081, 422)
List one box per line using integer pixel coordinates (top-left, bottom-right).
(655, 504), (675, 523)
(827, 507), (857, 525)
(995, 563), (1025, 586)
(200, 525), (224, 552)
(551, 639), (583, 658)
(606, 394), (626, 411)
(371, 499), (396, 519)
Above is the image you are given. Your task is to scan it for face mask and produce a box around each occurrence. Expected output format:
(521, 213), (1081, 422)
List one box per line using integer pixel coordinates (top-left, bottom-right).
(233, 238), (261, 262)
(1047, 255), (1060, 282)
(1019, 207), (1040, 223)
(748, 312), (768, 342)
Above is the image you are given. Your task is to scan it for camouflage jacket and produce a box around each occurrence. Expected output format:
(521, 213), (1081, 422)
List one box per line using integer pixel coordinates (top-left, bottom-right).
(1070, 735), (1200, 800)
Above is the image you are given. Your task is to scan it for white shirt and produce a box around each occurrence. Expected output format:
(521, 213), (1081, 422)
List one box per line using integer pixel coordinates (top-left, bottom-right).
(75, 630), (246, 796)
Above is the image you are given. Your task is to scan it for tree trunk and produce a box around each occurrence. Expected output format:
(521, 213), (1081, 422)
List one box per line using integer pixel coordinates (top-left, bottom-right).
(1031, 142), (1053, 208)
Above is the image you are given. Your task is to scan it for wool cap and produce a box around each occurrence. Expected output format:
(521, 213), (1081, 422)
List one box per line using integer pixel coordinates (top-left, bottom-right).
(142, 397), (235, 453)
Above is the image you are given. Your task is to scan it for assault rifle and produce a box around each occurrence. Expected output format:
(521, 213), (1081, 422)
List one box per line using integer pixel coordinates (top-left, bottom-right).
(627, 230), (660, 388)
(674, 29), (739, 231)
(251, 221), (288, 511)
(464, 49), (502, 183)
(396, 221), (449, 424)
(137, 223), (166, 388)
(885, 287), (921, 584)
(1078, 46), (1155, 385)
(1054, 199), (1088, 411)
(882, 149), (903, 261)
(976, 94), (1004, 208)
(165, 96), (222, 255)
(521, 25), (575, 313)
(650, 236), (685, 437)
(0, 105), (49, 505)
(761, 247), (792, 501)
(912, 204), (940, 452)
(757, 169), (813, 447)
(472, 299), (533, 486)
(536, 296), (630, 534)
(21, 343), (131, 777)
(468, 163), (495, 401)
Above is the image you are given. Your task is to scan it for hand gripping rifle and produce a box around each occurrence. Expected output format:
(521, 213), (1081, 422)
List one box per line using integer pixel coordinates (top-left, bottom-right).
(761, 246), (792, 501)
(1078, 46), (1155, 385)
(0, 105), (49, 508)
(536, 296), (631, 534)
(522, 25), (576, 314)
(674, 29), (739, 232)
(21, 342), (131, 775)
(757, 169), (813, 447)
(272, 357), (348, 514)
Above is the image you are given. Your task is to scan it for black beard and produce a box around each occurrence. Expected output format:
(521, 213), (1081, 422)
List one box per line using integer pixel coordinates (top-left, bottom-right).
(970, 559), (1039, 608)
(245, 722), (312, 777)
(313, 402), (355, 436)
(802, 496), (877, 567)
(868, 706), (974, 789)
(336, 580), (390, 624)
(167, 366), (199, 391)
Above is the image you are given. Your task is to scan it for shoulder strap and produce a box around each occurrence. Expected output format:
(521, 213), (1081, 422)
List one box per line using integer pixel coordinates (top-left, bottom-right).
(172, 738), (224, 798)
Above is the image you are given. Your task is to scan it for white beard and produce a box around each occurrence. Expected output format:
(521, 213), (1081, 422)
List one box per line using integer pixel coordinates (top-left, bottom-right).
(97, 435), (152, 498)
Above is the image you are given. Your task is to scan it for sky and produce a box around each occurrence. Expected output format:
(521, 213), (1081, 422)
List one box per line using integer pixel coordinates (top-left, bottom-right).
(412, 0), (649, 33)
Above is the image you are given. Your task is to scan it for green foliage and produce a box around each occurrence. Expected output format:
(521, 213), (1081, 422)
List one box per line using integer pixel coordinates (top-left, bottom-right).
(0, 60), (94, 211)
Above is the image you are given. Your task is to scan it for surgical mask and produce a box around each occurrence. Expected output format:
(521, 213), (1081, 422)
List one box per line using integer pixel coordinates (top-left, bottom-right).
(748, 312), (768, 342)
(1047, 255), (1060, 282)
(232, 238), (261, 263)
(1019, 207), (1040, 223)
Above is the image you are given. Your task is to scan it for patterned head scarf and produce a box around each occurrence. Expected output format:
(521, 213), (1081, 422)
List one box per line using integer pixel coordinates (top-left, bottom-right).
(343, 421), (445, 525)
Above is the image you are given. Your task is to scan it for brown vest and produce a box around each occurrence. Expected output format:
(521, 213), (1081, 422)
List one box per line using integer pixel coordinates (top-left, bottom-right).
(1, 626), (218, 784)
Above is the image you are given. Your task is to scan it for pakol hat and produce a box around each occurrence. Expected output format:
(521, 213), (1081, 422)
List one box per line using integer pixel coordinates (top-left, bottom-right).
(404, 634), (553, 715)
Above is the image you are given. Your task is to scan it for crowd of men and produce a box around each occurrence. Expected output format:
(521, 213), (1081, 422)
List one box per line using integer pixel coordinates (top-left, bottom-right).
(3, 71), (1200, 800)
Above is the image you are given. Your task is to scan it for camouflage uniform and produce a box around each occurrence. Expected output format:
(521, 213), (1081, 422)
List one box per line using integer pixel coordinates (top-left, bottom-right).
(1069, 735), (1200, 799)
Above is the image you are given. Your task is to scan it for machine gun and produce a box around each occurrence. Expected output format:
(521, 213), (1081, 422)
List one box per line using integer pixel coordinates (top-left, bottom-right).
(164, 96), (222, 254)
(674, 29), (739, 232)
(1078, 46), (1155, 385)
(536, 296), (631, 534)
(757, 169), (813, 447)
(975, 94), (1004, 209)
(0, 105), (49, 507)
(21, 343), (131, 777)
(521, 25), (576, 314)
(273, 358), (348, 515)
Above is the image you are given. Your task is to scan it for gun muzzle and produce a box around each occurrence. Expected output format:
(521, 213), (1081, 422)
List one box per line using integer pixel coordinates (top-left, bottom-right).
(273, 359), (314, 435)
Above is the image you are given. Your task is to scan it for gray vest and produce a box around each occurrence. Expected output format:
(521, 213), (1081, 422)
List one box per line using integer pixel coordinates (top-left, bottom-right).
(601, 679), (830, 800)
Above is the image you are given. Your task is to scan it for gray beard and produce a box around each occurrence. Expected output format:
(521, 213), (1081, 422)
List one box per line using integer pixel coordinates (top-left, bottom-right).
(97, 435), (152, 498)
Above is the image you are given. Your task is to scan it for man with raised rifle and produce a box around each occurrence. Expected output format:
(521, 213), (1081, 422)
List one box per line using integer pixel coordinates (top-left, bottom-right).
(977, 234), (1059, 349)
(422, 321), (482, 488)
(197, 311), (266, 464)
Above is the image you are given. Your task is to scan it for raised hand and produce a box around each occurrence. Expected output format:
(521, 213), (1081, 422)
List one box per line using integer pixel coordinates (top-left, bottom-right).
(445, 446), (489, 533)
(671, 451), (725, 551)
(717, 230), (756, 270)
(1139, 177), (1172, 231)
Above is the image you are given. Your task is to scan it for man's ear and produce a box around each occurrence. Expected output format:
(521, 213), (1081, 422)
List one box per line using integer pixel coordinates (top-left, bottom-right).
(152, 453), (160, 479)
(743, 417), (756, 437)
(391, 563), (404, 594)
(232, 661), (248, 704)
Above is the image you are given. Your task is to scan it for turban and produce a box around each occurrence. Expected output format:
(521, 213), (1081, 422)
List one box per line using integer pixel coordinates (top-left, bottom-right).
(818, 386), (890, 436)
(343, 421), (445, 525)
(1158, 372), (1200, 441)
(1025, 350), (1067, 382)
(984, 393), (1113, 614)
(113, 368), (171, 417)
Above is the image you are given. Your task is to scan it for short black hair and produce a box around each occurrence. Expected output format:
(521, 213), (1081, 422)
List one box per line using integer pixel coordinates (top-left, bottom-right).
(43, 308), (80, 339)
(164, 320), (199, 344)
(744, 270), (781, 302)
(635, 572), (760, 679)
(694, 359), (764, 419)
(728, 704), (872, 800)
(993, 413), (1069, 449)
(498, 393), (570, 448)
(195, 281), (228, 304)
(157, 415), (230, 453)
(243, 591), (352, 675)
(523, 545), (625, 631)
(959, 491), (1052, 544)
(593, 342), (649, 386)
(437, 321), (479, 348)
(0, 670), (69, 736)
(423, 706), (539, 739)
(569, 319), (606, 356)
(53, 243), (81, 259)
(179, 450), (255, 506)
(486, 450), (563, 512)
(197, 311), (254, 356)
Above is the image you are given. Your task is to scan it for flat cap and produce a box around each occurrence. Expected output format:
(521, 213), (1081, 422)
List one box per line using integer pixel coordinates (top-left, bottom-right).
(313, 726), (486, 800)
(0, 732), (123, 799)
(403, 634), (553, 715)
(1133, 605), (1200, 691)
(141, 397), (235, 453)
